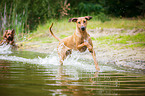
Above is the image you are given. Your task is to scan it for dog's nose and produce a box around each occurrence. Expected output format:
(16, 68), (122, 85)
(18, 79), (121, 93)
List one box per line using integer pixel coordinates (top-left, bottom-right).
(8, 36), (11, 38)
(81, 26), (85, 31)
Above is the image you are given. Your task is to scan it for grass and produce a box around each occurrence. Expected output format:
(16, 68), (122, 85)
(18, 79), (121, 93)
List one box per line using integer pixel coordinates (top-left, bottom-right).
(22, 17), (145, 49)
(126, 43), (145, 48)
(29, 17), (145, 35)
(91, 18), (145, 29)
(94, 32), (145, 49)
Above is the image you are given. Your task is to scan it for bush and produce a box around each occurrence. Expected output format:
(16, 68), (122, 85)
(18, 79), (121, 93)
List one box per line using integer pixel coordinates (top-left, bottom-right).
(95, 12), (110, 22)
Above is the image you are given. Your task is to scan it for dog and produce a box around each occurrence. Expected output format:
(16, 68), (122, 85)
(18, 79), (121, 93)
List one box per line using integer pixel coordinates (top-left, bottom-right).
(49, 16), (100, 71)
(0, 29), (17, 48)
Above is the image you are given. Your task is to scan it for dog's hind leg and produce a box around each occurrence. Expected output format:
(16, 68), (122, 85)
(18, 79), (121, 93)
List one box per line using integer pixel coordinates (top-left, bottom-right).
(57, 42), (72, 65)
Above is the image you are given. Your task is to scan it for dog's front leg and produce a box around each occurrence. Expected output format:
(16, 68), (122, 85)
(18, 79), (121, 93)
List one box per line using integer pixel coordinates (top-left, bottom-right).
(10, 40), (14, 45)
(77, 42), (93, 52)
(77, 43), (86, 50)
(91, 50), (100, 71)
(77, 42), (100, 71)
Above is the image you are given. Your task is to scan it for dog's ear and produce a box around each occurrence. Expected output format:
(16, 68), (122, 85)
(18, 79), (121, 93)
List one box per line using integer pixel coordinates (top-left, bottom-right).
(85, 16), (92, 20)
(3, 30), (8, 38)
(5, 30), (8, 34)
(68, 18), (78, 22)
(11, 29), (15, 34)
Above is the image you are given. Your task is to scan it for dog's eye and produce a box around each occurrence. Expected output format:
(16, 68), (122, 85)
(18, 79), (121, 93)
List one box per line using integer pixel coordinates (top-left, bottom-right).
(83, 21), (86, 23)
(78, 22), (80, 24)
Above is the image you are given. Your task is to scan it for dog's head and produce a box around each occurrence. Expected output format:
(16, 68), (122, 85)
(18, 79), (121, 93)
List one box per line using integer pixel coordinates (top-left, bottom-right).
(3, 29), (15, 41)
(68, 16), (92, 31)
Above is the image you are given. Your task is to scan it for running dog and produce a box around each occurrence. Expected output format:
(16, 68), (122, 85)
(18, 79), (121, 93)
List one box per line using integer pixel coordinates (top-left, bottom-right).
(49, 16), (100, 71)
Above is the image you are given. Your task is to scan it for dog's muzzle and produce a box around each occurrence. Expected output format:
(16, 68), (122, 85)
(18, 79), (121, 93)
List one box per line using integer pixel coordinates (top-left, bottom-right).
(8, 36), (11, 39)
(81, 26), (86, 31)
(7, 36), (12, 40)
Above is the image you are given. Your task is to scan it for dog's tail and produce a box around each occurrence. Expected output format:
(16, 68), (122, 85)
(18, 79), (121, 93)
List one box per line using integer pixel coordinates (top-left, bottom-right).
(49, 23), (61, 41)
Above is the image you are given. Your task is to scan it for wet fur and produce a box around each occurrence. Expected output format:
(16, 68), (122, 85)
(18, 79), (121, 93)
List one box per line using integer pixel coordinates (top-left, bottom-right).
(49, 16), (100, 71)
(0, 29), (17, 48)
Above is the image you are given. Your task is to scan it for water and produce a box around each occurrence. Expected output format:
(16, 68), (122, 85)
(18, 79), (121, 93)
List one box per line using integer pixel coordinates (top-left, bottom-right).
(0, 45), (145, 96)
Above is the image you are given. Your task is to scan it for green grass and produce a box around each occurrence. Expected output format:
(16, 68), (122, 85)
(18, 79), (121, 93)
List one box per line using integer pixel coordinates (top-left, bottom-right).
(60, 34), (68, 39)
(94, 35), (128, 45)
(23, 17), (145, 49)
(94, 32), (145, 48)
(128, 33), (145, 42)
(126, 43), (145, 48)
(88, 17), (145, 29)
(29, 17), (145, 38)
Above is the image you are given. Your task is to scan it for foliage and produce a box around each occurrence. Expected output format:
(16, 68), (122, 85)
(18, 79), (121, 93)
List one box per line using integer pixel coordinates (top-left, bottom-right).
(0, 1), (29, 40)
(0, 0), (145, 39)
(77, 2), (103, 16)
(103, 0), (145, 17)
(95, 12), (110, 22)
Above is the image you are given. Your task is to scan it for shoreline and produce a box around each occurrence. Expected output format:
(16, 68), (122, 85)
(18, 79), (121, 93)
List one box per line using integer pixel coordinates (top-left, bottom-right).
(18, 28), (145, 70)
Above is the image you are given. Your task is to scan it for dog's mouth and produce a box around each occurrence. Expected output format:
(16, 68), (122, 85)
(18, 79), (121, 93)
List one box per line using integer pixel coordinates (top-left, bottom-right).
(7, 36), (12, 40)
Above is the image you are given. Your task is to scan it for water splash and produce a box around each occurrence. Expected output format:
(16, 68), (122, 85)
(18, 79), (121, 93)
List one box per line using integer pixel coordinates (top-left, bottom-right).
(0, 45), (127, 73)
(0, 44), (12, 54)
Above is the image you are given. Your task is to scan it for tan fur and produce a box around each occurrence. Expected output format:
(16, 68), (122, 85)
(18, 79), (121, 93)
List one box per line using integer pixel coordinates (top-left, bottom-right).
(49, 16), (100, 71)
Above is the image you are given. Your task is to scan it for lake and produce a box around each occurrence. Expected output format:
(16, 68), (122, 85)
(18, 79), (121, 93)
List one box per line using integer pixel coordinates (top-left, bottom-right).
(0, 45), (145, 96)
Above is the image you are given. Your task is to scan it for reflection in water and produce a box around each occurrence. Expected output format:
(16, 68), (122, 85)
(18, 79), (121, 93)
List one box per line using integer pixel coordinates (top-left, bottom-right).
(50, 66), (100, 96)
(0, 60), (10, 79)
(44, 65), (145, 96)
(0, 45), (145, 96)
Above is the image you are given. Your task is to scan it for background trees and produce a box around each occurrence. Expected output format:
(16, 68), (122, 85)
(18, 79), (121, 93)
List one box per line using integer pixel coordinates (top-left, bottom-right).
(0, 0), (145, 38)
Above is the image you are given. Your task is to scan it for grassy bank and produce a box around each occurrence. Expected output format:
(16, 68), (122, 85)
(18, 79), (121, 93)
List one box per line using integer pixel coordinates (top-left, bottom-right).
(21, 17), (145, 49)
(92, 32), (145, 49)
(31, 17), (145, 34)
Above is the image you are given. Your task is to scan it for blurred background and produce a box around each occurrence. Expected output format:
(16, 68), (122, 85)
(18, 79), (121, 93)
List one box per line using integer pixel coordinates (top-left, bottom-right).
(0, 0), (145, 40)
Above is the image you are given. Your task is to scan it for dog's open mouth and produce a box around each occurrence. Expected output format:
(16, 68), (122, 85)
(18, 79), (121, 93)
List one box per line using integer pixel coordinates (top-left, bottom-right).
(7, 36), (12, 41)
